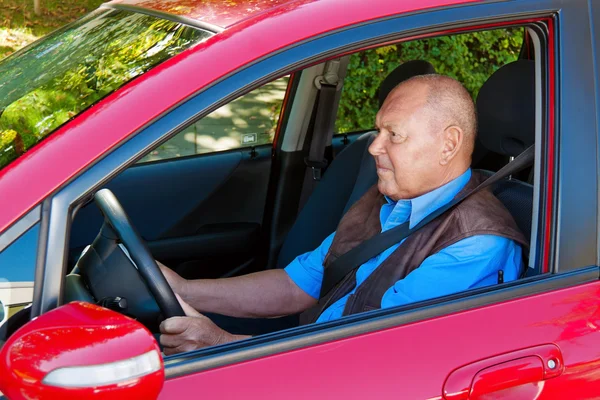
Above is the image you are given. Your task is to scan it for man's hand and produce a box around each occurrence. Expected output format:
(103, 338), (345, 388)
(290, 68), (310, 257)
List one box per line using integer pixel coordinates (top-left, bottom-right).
(159, 295), (249, 356)
(157, 261), (188, 298)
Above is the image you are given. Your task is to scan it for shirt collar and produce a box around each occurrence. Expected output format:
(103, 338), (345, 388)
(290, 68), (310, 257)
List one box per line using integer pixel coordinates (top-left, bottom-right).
(383, 168), (472, 230)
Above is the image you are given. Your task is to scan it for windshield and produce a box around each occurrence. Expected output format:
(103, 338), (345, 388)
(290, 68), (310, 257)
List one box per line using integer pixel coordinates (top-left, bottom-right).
(0, 8), (212, 170)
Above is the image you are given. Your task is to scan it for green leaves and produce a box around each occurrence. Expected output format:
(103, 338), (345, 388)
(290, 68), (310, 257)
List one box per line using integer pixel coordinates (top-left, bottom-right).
(335, 28), (524, 133)
(0, 9), (211, 170)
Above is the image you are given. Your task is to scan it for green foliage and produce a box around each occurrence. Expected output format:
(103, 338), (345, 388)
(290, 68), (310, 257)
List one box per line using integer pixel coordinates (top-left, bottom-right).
(0, 0), (106, 60)
(0, 10), (209, 170)
(0, 128), (17, 167)
(335, 28), (524, 133)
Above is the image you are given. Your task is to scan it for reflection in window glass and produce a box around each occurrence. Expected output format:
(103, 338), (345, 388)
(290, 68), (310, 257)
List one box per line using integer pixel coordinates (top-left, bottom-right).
(0, 223), (39, 283)
(0, 223), (39, 316)
(0, 9), (212, 170)
(141, 76), (289, 162)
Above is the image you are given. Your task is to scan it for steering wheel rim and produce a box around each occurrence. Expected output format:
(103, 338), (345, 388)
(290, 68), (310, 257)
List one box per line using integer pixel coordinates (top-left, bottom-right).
(93, 188), (185, 319)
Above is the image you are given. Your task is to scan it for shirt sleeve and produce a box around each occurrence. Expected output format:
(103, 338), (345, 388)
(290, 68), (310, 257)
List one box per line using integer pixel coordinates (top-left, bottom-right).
(284, 232), (336, 299)
(380, 235), (523, 309)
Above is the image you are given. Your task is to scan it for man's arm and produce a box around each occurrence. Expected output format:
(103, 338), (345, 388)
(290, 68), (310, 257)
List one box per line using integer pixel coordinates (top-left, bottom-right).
(158, 231), (335, 318)
(160, 265), (317, 318)
(380, 235), (523, 308)
(157, 232), (334, 354)
(157, 268), (317, 355)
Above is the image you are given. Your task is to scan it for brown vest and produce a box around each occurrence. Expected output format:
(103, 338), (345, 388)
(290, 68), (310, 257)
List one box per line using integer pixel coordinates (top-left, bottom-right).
(300, 172), (528, 324)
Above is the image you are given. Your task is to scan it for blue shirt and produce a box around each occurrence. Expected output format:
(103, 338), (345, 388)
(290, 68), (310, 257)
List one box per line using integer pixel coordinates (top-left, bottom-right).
(285, 169), (523, 323)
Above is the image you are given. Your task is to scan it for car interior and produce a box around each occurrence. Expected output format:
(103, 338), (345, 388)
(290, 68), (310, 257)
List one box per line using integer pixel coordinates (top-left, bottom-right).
(1, 25), (545, 345)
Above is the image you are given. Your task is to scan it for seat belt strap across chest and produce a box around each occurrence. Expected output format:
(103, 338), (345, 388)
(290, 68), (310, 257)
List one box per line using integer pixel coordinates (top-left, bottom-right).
(319, 145), (535, 299)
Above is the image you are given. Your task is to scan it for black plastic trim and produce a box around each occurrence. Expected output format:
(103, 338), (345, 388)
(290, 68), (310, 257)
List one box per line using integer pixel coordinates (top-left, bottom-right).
(589, 0), (600, 266)
(101, 3), (223, 33)
(164, 266), (599, 378)
(30, 200), (51, 319)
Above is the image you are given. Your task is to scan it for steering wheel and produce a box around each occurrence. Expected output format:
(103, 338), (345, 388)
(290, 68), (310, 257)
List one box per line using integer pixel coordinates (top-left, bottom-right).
(92, 188), (185, 320)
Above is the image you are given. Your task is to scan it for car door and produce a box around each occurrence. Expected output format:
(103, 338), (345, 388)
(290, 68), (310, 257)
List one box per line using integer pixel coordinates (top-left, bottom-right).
(154, 1), (600, 398)
(68, 77), (291, 279)
(18, 0), (599, 398)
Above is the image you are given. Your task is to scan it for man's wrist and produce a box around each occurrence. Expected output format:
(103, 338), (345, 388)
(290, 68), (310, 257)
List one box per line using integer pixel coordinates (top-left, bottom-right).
(179, 278), (191, 304)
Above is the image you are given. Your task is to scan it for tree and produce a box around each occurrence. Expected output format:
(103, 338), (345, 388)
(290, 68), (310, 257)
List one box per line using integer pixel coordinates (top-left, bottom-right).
(34, 0), (41, 16)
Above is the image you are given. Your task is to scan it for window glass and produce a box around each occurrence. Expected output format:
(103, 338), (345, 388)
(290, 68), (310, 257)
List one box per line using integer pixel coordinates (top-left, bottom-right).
(0, 223), (39, 319)
(0, 9), (212, 171)
(140, 76), (289, 162)
(335, 28), (524, 134)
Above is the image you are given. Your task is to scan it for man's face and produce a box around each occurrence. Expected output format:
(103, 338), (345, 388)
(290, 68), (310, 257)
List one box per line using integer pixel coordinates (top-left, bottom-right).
(369, 82), (445, 201)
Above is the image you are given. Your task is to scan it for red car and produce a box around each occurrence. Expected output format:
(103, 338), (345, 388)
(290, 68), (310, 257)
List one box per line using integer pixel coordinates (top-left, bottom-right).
(0, 0), (599, 398)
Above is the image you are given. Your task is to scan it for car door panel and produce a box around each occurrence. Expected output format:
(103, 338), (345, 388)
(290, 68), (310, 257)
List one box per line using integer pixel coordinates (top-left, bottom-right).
(160, 277), (600, 399)
(69, 146), (271, 278)
(147, 222), (261, 279)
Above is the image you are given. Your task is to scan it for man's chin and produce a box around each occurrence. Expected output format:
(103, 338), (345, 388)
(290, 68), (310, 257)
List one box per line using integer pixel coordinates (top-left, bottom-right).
(377, 181), (405, 201)
(377, 181), (394, 198)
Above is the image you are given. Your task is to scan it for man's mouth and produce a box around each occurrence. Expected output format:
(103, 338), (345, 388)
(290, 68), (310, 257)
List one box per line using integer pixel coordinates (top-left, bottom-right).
(376, 163), (392, 173)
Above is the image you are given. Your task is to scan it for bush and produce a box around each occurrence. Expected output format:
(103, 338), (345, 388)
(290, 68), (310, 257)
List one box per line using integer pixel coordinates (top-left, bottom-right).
(336, 28), (524, 133)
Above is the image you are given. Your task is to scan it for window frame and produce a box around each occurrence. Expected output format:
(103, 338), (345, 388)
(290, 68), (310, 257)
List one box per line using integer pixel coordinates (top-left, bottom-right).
(25, 0), (598, 376)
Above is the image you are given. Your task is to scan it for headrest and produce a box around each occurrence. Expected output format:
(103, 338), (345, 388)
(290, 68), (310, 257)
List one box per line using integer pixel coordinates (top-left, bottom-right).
(476, 60), (535, 157)
(378, 60), (436, 107)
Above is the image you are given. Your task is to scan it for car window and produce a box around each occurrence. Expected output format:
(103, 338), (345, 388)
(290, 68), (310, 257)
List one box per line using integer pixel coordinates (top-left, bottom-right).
(0, 223), (39, 326)
(334, 28), (524, 134)
(0, 9), (212, 171)
(139, 76), (289, 162)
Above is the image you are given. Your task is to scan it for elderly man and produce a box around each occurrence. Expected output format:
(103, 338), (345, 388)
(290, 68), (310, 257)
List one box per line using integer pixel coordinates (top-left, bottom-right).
(158, 74), (527, 355)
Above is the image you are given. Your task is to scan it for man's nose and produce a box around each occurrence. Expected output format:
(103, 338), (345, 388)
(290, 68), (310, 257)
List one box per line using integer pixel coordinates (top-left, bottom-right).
(368, 132), (387, 156)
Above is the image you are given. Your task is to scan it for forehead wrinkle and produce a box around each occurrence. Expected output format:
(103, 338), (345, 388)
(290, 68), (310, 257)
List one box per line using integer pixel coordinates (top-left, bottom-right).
(375, 81), (429, 132)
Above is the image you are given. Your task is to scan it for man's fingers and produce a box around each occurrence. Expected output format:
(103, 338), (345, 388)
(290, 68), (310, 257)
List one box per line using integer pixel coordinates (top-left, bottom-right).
(159, 333), (182, 348)
(175, 294), (202, 317)
(163, 343), (198, 356)
(160, 317), (191, 334)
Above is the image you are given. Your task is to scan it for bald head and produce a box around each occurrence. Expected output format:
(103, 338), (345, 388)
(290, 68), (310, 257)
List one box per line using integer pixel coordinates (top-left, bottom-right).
(386, 74), (477, 156)
(369, 74), (477, 200)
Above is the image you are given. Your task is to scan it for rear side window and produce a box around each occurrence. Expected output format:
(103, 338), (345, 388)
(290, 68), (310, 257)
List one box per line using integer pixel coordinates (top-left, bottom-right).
(0, 8), (212, 171)
(140, 76), (289, 162)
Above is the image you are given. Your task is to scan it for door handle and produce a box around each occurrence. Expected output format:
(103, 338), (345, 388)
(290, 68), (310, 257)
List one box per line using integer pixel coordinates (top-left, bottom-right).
(443, 344), (563, 400)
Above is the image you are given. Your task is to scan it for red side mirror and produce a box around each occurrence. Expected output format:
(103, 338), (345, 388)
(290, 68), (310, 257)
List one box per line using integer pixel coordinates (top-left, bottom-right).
(0, 301), (164, 400)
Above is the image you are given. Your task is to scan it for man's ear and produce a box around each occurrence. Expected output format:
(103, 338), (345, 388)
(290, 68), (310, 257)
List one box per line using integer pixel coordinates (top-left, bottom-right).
(440, 125), (464, 165)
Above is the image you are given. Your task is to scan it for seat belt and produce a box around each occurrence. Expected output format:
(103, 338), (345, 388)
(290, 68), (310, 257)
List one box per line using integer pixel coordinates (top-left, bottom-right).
(297, 83), (338, 211)
(319, 145), (535, 299)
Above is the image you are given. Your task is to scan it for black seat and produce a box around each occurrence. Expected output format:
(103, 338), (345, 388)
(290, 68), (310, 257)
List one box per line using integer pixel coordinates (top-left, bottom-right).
(276, 60), (436, 268)
(477, 60), (535, 158)
(475, 60), (536, 273)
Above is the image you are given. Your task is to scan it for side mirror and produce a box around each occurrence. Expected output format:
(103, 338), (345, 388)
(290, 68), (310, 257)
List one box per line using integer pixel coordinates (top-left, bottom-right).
(0, 301), (164, 400)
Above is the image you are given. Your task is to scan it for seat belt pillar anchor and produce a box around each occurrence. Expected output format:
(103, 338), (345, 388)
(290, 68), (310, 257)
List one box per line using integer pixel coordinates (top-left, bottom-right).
(312, 167), (322, 181)
(304, 158), (328, 181)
